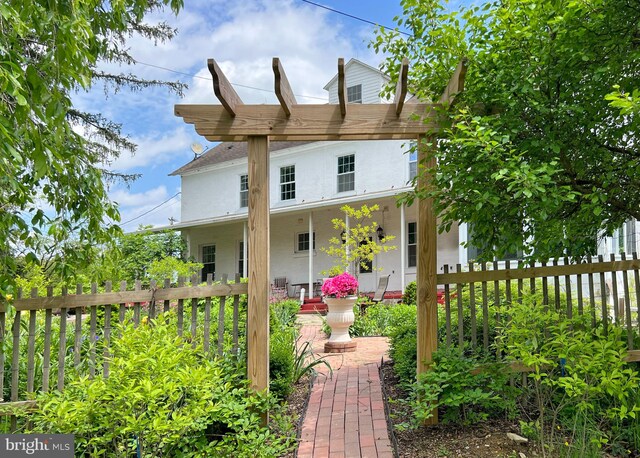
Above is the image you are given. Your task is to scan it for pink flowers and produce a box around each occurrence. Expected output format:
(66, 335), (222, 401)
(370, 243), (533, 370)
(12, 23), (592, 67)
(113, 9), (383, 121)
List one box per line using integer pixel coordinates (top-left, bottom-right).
(321, 272), (358, 298)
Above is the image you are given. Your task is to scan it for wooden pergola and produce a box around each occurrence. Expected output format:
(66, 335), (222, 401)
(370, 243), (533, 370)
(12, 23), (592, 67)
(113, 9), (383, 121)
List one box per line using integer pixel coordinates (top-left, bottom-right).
(175, 57), (466, 424)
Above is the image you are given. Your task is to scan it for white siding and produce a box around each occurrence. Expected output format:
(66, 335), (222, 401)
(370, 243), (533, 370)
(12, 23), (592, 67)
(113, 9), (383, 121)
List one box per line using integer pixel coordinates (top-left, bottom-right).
(180, 140), (414, 223)
(325, 61), (388, 104)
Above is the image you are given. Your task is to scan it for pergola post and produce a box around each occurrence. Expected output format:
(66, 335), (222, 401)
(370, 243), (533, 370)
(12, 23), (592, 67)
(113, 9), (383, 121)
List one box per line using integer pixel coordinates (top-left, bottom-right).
(247, 136), (270, 397)
(416, 134), (438, 425)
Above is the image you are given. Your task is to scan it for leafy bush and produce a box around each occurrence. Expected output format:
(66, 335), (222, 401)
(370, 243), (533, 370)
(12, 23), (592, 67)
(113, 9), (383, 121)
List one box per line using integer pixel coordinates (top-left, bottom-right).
(268, 299), (331, 400)
(405, 347), (516, 426)
(350, 302), (418, 338)
(500, 294), (640, 456)
(270, 299), (300, 331)
(402, 281), (417, 305)
(270, 326), (296, 400)
(24, 315), (294, 457)
(146, 257), (202, 285)
(388, 312), (418, 385)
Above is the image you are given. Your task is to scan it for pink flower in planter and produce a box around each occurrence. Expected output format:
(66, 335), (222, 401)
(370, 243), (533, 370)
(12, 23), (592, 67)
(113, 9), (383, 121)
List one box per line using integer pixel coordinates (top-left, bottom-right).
(321, 272), (358, 298)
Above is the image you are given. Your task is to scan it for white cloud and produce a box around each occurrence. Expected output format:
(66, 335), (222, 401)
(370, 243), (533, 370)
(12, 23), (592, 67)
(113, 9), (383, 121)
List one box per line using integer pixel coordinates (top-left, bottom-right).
(108, 127), (193, 172)
(113, 186), (182, 231)
(110, 185), (168, 208)
(179, 0), (378, 105)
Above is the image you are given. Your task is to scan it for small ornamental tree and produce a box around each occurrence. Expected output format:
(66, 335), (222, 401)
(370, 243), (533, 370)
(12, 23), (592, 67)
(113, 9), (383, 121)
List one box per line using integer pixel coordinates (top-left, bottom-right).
(321, 204), (396, 277)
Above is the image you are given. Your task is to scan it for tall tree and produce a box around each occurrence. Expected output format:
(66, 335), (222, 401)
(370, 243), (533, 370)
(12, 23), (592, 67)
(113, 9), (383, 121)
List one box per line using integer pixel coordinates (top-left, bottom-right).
(374, 0), (640, 260)
(0, 0), (184, 293)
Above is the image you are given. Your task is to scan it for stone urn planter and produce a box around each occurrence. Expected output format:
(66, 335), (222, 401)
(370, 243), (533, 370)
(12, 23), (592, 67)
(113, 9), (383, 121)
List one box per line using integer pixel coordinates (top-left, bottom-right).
(324, 295), (358, 353)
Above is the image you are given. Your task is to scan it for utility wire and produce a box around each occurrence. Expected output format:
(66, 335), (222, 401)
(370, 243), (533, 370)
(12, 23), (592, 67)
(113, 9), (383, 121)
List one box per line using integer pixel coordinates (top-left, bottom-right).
(133, 59), (328, 101)
(299, 0), (412, 37)
(120, 192), (181, 226)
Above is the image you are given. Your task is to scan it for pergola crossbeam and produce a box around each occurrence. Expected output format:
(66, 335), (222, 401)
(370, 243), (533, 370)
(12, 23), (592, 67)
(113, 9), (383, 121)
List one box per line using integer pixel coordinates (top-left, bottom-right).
(208, 58), (243, 117)
(394, 58), (409, 116)
(337, 58), (347, 117)
(272, 57), (297, 117)
(176, 103), (439, 141)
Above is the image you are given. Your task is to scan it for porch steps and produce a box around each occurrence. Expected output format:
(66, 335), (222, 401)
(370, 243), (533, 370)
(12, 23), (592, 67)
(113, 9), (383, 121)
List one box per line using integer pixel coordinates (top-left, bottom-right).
(298, 297), (327, 314)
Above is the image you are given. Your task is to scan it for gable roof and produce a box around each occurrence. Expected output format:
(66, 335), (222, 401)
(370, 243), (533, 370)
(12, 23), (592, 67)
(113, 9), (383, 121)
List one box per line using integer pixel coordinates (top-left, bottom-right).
(322, 58), (390, 90)
(169, 140), (313, 176)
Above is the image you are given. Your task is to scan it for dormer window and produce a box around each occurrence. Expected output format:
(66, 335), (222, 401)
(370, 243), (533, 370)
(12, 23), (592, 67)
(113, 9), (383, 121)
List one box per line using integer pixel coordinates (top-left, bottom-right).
(347, 84), (362, 103)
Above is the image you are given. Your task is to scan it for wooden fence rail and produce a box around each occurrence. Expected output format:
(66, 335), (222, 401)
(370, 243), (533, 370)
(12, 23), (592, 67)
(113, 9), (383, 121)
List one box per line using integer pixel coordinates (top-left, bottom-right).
(0, 273), (247, 428)
(435, 254), (640, 363)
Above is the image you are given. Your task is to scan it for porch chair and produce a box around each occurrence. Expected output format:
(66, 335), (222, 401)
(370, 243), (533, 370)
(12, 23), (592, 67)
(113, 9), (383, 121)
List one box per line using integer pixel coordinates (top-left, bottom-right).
(371, 275), (390, 303)
(271, 277), (289, 298)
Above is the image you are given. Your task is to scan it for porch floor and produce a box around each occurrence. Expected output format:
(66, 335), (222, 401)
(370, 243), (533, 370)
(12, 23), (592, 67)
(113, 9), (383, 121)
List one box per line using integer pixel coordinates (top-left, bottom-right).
(295, 314), (394, 458)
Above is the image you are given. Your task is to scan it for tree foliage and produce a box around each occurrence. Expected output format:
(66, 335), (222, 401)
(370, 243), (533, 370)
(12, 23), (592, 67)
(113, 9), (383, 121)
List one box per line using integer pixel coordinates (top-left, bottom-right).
(321, 204), (396, 276)
(0, 0), (184, 293)
(374, 0), (640, 260)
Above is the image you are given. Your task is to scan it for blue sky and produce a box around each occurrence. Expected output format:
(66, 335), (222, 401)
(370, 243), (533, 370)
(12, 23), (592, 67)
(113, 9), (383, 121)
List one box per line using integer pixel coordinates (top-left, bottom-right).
(83, 0), (463, 231)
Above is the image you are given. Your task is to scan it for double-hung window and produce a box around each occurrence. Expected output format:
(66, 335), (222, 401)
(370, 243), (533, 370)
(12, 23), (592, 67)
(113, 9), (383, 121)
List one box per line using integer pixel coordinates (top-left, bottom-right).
(201, 245), (215, 282)
(408, 222), (417, 268)
(347, 84), (362, 103)
(239, 174), (248, 208)
(280, 165), (295, 200)
(408, 150), (418, 182)
(297, 232), (315, 252)
(237, 241), (245, 276)
(337, 154), (355, 193)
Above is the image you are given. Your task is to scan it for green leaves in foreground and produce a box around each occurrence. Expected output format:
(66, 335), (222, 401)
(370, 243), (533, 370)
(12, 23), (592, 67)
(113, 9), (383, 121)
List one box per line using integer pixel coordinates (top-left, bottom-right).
(24, 315), (294, 457)
(374, 0), (640, 260)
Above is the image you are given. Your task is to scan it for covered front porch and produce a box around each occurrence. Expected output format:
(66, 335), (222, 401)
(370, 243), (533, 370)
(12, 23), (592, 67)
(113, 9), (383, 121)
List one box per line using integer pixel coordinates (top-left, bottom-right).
(175, 194), (460, 296)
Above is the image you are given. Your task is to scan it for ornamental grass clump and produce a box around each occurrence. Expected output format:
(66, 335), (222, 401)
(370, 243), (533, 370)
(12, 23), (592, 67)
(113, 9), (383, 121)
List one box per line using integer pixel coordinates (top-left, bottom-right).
(321, 272), (358, 298)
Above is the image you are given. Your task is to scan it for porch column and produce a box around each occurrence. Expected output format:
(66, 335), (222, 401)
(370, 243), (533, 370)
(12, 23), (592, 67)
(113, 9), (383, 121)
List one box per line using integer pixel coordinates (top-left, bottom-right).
(417, 134), (438, 424)
(400, 203), (406, 291)
(243, 221), (248, 278)
(247, 136), (270, 396)
(308, 212), (314, 298)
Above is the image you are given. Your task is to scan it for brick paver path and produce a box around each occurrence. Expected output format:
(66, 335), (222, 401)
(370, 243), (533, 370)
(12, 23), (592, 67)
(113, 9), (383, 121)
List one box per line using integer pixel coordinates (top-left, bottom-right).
(296, 315), (394, 458)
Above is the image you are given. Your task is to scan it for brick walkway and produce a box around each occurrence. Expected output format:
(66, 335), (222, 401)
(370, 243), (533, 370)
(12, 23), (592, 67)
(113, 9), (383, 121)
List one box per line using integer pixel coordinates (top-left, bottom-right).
(296, 315), (394, 458)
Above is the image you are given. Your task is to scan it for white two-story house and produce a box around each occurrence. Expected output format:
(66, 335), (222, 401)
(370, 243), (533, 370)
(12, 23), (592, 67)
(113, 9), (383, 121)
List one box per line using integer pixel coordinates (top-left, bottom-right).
(168, 59), (461, 294)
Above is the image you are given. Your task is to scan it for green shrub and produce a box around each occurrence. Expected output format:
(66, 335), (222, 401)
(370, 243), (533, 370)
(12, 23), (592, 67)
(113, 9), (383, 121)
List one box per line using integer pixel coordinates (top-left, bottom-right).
(501, 294), (640, 456)
(405, 346), (516, 427)
(269, 299), (332, 400)
(323, 301), (419, 339)
(269, 326), (296, 400)
(24, 315), (293, 457)
(402, 281), (417, 305)
(270, 299), (300, 331)
(389, 323), (417, 385)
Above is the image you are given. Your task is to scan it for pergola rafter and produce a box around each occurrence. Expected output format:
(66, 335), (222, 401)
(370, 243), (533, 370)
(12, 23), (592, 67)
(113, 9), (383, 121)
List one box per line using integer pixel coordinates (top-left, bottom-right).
(175, 57), (467, 425)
